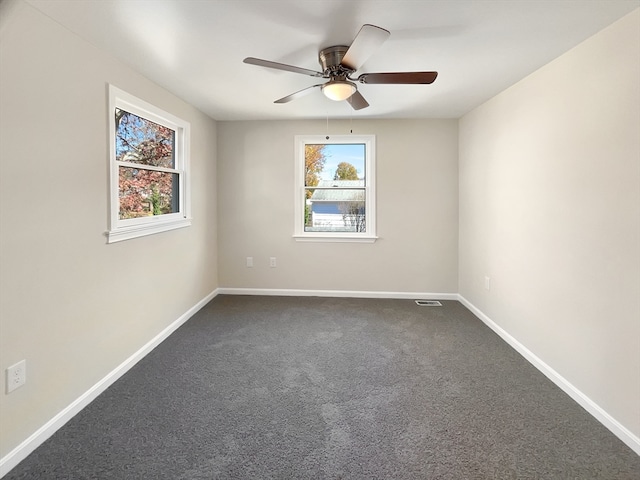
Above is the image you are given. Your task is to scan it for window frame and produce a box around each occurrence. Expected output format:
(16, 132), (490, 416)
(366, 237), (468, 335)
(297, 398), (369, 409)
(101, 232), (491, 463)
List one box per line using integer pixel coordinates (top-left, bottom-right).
(293, 134), (377, 243)
(107, 85), (191, 243)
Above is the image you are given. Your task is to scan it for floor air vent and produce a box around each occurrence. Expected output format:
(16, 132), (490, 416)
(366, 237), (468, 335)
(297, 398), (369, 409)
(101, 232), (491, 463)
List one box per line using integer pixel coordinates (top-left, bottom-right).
(415, 300), (442, 307)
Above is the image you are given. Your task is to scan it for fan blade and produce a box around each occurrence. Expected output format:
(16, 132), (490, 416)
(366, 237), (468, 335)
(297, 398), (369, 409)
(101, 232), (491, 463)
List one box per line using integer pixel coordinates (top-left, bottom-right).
(274, 84), (323, 104)
(243, 57), (324, 77)
(341, 24), (390, 71)
(347, 90), (369, 110)
(357, 71), (438, 84)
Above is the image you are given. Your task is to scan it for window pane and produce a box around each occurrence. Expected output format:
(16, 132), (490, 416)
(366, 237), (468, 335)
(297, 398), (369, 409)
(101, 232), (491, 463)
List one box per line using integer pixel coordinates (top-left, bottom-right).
(305, 144), (365, 187)
(115, 108), (175, 168)
(119, 167), (178, 219)
(305, 188), (366, 232)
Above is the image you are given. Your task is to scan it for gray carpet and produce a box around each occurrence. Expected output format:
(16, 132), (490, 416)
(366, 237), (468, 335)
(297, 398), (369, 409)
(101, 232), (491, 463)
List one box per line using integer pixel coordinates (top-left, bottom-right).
(5, 296), (639, 479)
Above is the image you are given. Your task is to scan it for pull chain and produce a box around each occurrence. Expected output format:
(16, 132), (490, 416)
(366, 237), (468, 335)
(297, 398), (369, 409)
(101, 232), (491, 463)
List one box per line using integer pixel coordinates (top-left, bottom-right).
(326, 113), (330, 139)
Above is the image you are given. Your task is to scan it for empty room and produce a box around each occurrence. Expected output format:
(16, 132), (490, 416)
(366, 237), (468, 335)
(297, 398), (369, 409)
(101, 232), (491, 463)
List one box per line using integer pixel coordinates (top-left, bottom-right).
(0, 0), (639, 478)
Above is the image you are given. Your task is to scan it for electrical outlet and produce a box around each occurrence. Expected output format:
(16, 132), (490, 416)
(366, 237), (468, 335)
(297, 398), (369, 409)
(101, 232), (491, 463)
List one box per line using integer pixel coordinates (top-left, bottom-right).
(270, 257), (277, 268)
(6, 360), (26, 393)
(246, 256), (253, 268)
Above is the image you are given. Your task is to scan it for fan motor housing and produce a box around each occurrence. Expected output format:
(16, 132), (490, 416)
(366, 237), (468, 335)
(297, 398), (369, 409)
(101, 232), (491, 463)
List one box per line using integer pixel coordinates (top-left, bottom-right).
(319, 46), (352, 74)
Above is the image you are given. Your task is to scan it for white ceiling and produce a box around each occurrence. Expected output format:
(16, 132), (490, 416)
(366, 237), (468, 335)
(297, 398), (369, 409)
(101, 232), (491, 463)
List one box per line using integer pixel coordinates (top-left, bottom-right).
(25, 0), (639, 121)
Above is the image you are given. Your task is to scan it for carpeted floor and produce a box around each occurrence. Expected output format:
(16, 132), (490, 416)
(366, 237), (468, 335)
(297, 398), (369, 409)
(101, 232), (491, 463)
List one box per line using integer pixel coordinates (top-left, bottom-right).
(5, 296), (640, 479)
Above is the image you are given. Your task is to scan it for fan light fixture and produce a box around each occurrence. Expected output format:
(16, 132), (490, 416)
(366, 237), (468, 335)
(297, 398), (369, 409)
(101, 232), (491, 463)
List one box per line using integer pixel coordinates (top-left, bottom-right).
(243, 24), (437, 111)
(322, 80), (356, 101)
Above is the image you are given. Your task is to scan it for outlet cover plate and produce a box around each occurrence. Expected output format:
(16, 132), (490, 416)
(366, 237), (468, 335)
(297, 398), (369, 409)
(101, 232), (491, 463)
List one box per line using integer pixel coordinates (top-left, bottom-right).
(6, 360), (26, 393)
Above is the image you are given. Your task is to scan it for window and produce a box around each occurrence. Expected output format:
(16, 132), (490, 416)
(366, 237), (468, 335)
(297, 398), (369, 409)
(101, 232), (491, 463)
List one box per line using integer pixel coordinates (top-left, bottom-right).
(107, 85), (190, 243)
(294, 135), (376, 242)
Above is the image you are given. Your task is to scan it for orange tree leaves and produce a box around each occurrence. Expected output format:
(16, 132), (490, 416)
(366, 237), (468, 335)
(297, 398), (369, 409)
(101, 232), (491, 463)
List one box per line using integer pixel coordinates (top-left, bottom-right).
(116, 109), (176, 219)
(304, 144), (326, 196)
(333, 161), (359, 180)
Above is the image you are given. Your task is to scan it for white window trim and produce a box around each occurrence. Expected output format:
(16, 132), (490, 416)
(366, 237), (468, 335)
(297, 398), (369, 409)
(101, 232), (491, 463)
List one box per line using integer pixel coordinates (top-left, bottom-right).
(107, 85), (191, 243)
(293, 134), (377, 243)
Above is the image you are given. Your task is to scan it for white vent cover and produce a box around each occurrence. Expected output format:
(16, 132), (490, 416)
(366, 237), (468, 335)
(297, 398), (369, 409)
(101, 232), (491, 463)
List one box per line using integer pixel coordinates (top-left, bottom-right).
(415, 300), (442, 307)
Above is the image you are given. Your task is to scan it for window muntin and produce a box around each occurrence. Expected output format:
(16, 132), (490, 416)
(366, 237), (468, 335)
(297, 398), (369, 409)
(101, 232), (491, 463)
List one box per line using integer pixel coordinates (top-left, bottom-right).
(108, 86), (190, 243)
(294, 135), (376, 242)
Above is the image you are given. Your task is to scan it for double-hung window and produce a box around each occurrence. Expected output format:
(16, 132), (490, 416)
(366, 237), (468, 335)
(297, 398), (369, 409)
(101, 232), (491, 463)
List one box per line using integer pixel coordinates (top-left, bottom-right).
(107, 85), (190, 243)
(294, 135), (376, 242)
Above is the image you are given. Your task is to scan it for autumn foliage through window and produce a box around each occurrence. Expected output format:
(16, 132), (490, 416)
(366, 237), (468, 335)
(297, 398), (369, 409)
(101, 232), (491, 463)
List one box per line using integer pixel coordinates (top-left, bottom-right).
(108, 85), (190, 243)
(303, 143), (367, 233)
(294, 135), (375, 241)
(115, 108), (177, 219)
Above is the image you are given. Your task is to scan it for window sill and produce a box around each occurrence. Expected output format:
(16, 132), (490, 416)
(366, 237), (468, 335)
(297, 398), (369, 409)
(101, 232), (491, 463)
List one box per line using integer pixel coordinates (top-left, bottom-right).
(293, 234), (378, 243)
(107, 218), (191, 243)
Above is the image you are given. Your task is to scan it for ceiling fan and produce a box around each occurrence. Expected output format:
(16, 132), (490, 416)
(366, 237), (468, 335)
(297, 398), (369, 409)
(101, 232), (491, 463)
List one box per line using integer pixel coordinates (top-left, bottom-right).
(243, 24), (438, 110)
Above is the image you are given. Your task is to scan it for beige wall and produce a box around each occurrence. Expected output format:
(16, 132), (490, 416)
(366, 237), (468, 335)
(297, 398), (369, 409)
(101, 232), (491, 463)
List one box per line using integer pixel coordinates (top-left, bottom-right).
(0, 0), (218, 458)
(2, 0), (638, 467)
(217, 119), (459, 294)
(459, 9), (640, 439)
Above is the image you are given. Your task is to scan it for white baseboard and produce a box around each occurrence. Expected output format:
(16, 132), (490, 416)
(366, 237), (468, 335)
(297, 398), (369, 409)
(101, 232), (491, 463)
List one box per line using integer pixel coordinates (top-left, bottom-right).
(217, 287), (459, 300)
(457, 294), (640, 456)
(0, 288), (220, 478)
